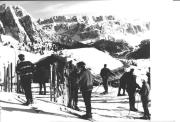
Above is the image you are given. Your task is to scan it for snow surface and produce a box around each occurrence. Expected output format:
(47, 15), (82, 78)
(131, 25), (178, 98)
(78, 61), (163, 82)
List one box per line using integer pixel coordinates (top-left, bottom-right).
(0, 35), (19, 48)
(0, 45), (49, 65)
(0, 85), (151, 122)
(62, 47), (123, 75)
(8, 5), (30, 42)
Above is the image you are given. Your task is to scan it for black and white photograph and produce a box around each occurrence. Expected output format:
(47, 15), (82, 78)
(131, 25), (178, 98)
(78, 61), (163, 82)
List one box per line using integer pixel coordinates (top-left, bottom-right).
(0, 0), (179, 122)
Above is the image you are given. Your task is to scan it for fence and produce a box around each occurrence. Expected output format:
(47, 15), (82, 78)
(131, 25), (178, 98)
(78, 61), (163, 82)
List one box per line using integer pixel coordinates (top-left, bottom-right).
(0, 61), (69, 106)
(0, 62), (15, 92)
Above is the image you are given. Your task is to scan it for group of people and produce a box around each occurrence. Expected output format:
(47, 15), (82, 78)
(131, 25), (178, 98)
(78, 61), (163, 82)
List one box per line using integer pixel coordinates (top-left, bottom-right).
(100, 64), (151, 120)
(16, 53), (150, 120)
(67, 61), (93, 119)
(16, 54), (94, 119)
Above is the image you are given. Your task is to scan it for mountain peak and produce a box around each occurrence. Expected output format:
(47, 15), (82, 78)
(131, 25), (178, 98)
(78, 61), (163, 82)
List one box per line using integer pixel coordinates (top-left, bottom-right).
(0, 4), (150, 58)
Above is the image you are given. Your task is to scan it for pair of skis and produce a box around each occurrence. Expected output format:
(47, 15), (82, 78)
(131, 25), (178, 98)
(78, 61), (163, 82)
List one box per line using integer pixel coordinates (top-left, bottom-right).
(15, 94), (96, 121)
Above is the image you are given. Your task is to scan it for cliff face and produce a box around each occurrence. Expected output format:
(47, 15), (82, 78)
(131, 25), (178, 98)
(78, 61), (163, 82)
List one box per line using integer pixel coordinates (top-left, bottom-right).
(38, 15), (150, 45)
(0, 4), (54, 52)
(0, 4), (30, 43)
(0, 4), (150, 58)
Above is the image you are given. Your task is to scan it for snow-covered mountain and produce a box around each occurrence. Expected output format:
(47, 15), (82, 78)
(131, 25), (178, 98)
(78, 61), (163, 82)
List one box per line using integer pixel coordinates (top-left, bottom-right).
(0, 4), (55, 53)
(38, 15), (150, 47)
(0, 4), (150, 55)
(0, 3), (150, 60)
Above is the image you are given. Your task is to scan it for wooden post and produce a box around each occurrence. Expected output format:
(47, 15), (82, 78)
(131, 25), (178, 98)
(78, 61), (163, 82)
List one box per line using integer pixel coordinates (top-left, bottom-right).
(3, 64), (6, 92)
(6, 64), (9, 92)
(53, 64), (56, 102)
(7, 63), (10, 92)
(50, 64), (53, 101)
(10, 63), (13, 92)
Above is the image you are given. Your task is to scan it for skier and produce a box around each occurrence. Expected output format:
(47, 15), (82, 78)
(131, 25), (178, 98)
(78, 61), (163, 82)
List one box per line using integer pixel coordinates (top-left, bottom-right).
(139, 80), (151, 120)
(16, 54), (34, 105)
(67, 64), (80, 111)
(125, 68), (140, 111)
(76, 61), (93, 119)
(146, 67), (151, 88)
(117, 70), (128, 96)
(100, 64), (115, 94)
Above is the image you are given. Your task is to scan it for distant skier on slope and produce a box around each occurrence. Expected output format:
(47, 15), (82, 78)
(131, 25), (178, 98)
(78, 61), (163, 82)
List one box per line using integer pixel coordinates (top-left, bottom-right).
(100, 64), (115, 94)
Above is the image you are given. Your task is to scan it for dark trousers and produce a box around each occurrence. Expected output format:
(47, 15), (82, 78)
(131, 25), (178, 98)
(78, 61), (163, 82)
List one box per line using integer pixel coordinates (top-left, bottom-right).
(102, 78), (108, 92)
(68, 86), (78, 108)
(39, 82), (46, 95)
(118, 84), (125, 95)
(127, 91), (136, 110)
(21, 76), (33, 103)
(141, 97), (150, 116)
(82, 90), (92, 116)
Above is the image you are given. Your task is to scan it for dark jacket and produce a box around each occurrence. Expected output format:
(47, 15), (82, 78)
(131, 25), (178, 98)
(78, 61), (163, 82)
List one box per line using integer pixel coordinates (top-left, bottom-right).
(146, 72), (151, 88)
(78, 68), (93, 91)
(100, 67), (114, 79)
(139, 82), (150, 102)
(126, 72), (140, 93)
(68, 69), (79, 88)
(16, 61), (34, 77)
(119, 72), (129, 88)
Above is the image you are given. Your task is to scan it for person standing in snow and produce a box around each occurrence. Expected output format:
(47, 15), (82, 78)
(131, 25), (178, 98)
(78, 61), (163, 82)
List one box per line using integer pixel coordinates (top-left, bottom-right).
(125, 68), (140, 111)
(67, 61), (80, 111)
(16, 54), (34, 105)
(16, 59), (24, 93)
(146, 67), (151, 88)
(117, 69), (128, 96)
(100, 64), (115, 94)
(139, 80), (151, 120)
(76, 61), (93, 119)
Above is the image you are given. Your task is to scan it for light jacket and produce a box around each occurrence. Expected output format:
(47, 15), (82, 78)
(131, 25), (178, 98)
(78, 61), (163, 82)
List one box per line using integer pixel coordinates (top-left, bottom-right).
(78, 68), (93, 91)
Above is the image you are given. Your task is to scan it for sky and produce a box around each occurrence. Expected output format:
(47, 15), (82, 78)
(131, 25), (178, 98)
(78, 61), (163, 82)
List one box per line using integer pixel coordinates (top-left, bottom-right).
(0, 0), (152, 20)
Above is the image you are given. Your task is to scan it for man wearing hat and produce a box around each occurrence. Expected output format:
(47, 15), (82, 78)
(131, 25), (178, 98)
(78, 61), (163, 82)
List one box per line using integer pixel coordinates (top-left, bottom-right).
(16, 54), (34, 105)
(76, 61), (93, 119)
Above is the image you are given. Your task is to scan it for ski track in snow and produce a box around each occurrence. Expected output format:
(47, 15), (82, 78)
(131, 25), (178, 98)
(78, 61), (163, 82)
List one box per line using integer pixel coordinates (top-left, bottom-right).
(0, 86), (151, 122)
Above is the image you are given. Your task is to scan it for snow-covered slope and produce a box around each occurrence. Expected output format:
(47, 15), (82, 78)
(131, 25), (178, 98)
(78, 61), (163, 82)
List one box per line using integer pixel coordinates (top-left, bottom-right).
(0, 4), (54, 53)
(0, 45), (49, 66)
(0, 4), (150, 58)
(39, 15), (150, 47)
(62, 47), (123, 75)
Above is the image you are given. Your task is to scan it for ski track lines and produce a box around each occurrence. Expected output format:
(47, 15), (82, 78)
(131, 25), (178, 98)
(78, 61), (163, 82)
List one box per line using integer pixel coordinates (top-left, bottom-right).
(0, 87), (150, 122)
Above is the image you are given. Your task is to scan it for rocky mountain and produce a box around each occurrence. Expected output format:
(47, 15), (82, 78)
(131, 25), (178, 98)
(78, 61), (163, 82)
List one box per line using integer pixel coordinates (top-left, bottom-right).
(0, 4), (150, 59)
(36, 15), (150, 59)
(0, 4), (54, 53)
(38, 15), (150, 45)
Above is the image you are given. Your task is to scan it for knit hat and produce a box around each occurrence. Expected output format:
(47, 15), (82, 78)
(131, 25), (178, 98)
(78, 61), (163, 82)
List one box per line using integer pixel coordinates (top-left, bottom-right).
(18, 54), (24, 58)
(77, 61), (86, 68)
